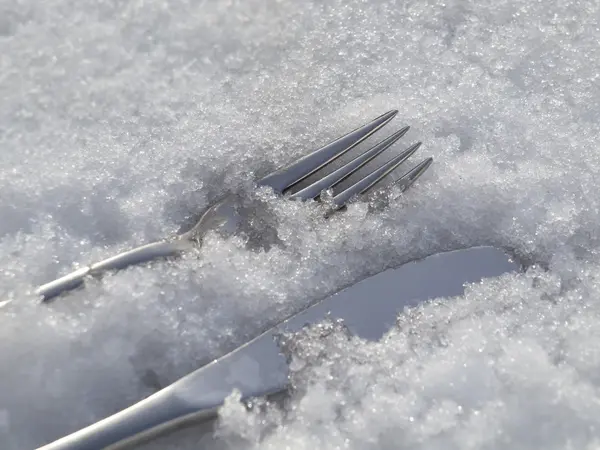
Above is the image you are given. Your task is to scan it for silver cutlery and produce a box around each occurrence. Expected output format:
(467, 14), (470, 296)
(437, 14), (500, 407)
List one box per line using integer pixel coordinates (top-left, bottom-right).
(37, 246), (520, 450)
(34, 109), (445, 449)
(36, 110), (432, 301)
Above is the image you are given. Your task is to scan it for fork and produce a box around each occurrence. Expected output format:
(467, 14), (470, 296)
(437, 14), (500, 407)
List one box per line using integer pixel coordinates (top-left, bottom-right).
(36, 110), (433, 301)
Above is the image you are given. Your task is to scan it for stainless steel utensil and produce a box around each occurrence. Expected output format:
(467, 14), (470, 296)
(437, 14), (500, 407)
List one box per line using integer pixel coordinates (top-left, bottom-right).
(38, 246), (520, 450)
(36, 110), (432, 301)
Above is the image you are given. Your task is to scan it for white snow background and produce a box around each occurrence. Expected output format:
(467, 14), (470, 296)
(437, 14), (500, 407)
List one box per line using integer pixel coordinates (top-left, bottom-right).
(2, 0), (600, 448)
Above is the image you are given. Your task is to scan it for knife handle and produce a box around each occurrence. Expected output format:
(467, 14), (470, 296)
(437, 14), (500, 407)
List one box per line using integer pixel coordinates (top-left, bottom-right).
(37, 388), (210, 450)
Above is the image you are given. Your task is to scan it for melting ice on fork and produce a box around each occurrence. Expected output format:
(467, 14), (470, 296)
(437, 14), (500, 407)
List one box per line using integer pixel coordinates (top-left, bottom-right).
(35, 110), (433, 301)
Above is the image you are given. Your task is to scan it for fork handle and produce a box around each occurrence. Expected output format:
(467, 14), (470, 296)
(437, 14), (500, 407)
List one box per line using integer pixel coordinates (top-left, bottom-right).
(37, 388), (213, 450)
(36, 239), (192, 301)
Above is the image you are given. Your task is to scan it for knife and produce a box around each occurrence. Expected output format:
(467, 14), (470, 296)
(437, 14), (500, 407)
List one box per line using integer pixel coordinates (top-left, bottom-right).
(37, 246), (520, 450)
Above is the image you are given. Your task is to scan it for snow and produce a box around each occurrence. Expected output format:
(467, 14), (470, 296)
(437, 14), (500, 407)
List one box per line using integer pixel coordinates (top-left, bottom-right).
(1, 0), (600, 448)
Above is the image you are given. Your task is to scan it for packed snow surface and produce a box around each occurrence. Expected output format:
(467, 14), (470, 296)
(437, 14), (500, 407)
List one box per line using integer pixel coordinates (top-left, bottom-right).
(2, 0), (600, 448)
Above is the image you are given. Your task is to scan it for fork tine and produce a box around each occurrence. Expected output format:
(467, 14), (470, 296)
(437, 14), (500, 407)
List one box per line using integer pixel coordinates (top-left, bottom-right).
(390, 156), (434, 193)
(332, 142), (424, 208)
(258, 110), (398, 193)
(289, 126), (410, 201)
